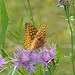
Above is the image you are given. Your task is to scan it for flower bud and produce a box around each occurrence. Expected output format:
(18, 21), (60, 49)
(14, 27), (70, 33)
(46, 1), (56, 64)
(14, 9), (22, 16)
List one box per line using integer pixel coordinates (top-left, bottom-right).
(58, 0), (70, 5)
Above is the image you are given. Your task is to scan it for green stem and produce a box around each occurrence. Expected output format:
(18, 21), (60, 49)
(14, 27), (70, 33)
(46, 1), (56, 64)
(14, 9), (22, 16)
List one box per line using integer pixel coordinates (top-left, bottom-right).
(71, 31), (75, 75)
(64, 5), (75, 75)
(48, 68), (52, 75)
(72, 0), (75, 20)
(27, 0), (35, 26)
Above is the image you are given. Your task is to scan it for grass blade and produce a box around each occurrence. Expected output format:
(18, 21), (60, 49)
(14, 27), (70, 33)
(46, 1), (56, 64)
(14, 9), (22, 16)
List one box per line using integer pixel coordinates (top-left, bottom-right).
(9, 30), (23, 43)
(7, 66), (17, 75)
(21, 43), (27, 50)
(45, 68), (52, 75)
(1, 0), (8, 48)
(0, 67), (7, 72)
(19, 18), (23, 32)
(22, 67), (26, 75)
(56, 44), (61, 61)
(24, 4), (30, 18)
(39, 66), (44, 75)
(50, 65), (56, 74)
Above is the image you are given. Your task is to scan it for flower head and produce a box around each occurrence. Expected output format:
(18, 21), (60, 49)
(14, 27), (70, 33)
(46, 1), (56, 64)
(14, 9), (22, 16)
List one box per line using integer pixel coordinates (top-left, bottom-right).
(58, 0), (70, 5)
(10, 48), (37, 72)
(37, 44), (57, 67)
(0, 54), (8, 69)
(9, 43), (57, 72)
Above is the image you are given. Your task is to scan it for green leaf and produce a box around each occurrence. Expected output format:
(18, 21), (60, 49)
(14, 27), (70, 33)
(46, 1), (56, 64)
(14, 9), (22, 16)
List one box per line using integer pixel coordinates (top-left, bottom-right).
(45, 69), (50, 75)
(22, 67), (25, 75)
(0, 32), (1, 48)
(0, 48), (8, 58)
(7, 66), (17, 75)
(0, 43), (1, 49)
(9, 30), (23, 43)
(52, 3), (64, 8)
(37, 24), (40, 29)
(50, 65), (56, 74)
(60, 16), (67, 19)
(0, 67), (7, 72)
(39, 66), (44, 75)
(57, 4), (64, 8)
(24, 4), (28, 12)
(56, 44), (61, 61)
(1, 0), (8, 48)
(73, 26), (75, 31)
(24, 4), (30, 18)
(45, 68), (52, 75)
(21, 43), (27, 50)
(64, 55), (71, 58)
(19, 18), (23, 32)
(69, 52), (72, 56)
(31, 72), (37, 75)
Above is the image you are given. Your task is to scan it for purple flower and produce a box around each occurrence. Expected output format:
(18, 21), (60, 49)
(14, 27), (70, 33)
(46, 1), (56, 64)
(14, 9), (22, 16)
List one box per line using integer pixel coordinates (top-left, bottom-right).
(58, 0), (70, 5)
(9, 48), (37, 72)
(58, 0), (64, 4)
(0, 54), (8, 69)
(37, 44), (57, 67)
(9, 43), (57, 72)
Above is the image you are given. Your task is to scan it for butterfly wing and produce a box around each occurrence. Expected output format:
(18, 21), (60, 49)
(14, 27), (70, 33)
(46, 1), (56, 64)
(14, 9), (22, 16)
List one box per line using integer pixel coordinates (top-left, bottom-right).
(36, 22), (46, 41)
(30, 22), (46, 50)
(23, 23), (37, 49)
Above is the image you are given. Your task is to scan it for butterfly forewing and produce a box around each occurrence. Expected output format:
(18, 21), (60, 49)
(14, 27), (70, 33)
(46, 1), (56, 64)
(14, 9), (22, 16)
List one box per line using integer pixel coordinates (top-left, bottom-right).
(36, 22), (46, 41)
(23, 36), (32, 49)
(25, 23), (37, 38)
(23, 23), (37, 49)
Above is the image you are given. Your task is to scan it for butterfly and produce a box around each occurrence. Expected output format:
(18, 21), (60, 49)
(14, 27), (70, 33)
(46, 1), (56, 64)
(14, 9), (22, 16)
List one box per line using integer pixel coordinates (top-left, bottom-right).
(23, 22), (46, 50)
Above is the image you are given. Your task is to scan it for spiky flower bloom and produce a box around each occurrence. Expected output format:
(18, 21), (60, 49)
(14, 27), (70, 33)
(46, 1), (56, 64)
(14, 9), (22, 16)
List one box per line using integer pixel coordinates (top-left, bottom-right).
(37, 44), (57, 67)
(58, 0), (70, 5)
(0, 54), (8, 69)
(10, 44), (57, 72)
(10, 48), (37, 72)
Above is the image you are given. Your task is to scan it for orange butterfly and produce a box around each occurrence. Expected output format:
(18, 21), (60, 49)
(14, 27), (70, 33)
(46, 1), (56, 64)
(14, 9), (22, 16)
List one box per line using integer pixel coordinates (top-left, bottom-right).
(23, 22), (46, 50)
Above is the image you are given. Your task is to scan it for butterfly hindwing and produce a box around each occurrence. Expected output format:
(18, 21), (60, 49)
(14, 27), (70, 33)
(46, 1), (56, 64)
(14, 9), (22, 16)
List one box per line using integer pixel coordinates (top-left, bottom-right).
(23, 36), (32, 49)
(23, 23), (37, 49)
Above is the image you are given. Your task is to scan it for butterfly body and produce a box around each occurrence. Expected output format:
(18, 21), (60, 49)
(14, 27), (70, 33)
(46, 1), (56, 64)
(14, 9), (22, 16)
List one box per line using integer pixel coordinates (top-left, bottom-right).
(30, 36), (45, 50)
(23, 22), (46, 50)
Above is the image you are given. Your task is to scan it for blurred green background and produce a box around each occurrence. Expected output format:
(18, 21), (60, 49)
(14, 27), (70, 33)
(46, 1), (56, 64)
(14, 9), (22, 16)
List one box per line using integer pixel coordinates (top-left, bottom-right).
(0, 0), (75, 75)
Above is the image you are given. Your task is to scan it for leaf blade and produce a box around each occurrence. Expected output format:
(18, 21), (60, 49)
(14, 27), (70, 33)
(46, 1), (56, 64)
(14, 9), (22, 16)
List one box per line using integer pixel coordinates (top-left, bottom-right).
(7, 66), (17, 75)
(1, 0), (8, 48)
(19, 18), (23, 32)
(9, 30), (23, 43)
(0, 67), (7, 72)
(24, 4), (30, 18)
(56, 44), (61, 61)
